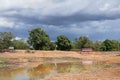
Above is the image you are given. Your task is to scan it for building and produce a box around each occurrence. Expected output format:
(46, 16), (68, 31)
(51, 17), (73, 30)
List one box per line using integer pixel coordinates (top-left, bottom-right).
(82, 48), (93, 52)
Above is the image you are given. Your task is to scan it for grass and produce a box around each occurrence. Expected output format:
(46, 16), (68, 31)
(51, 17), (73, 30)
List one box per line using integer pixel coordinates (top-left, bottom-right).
(0, 58), (9, 67)
(0, 58), (9, 62)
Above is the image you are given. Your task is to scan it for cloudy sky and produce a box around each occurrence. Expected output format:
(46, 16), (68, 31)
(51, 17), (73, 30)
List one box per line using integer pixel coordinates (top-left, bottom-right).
(0, 0), (120, 41)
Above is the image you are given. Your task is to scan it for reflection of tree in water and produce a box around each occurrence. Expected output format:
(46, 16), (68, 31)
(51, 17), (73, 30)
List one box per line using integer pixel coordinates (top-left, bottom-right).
(57, 63), (72, 73)
(28, 63), (56, 79)
(0, 61), (112, 80)
(11, 62), (106, 80)
(56, 62), (99, 73)
(56, 63), (81, 73)
(28, 62), (83, 79)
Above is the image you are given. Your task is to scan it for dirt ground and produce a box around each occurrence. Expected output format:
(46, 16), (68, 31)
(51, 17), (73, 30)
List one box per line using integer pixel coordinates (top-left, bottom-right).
(0, 50), (120, 80)
(42, 67), (120, 80)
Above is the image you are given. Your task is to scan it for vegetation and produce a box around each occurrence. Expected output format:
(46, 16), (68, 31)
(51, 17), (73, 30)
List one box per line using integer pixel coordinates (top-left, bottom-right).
(0, 32), (15, 49)
(49, 42), (56, 50)
(101, 39), (120, 51)
(28, 28), (51, 50)
(92, 41), (102, 51)
(75, 36), (93, 49)
(13, 39), (29, 49)
(0, 58), (9, 67)
(0, 28), (120, 51)
(56, 35), (72, 51)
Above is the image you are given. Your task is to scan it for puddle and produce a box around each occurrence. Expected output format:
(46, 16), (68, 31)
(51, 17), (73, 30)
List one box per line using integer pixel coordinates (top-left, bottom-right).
(0, 58), (119, 80)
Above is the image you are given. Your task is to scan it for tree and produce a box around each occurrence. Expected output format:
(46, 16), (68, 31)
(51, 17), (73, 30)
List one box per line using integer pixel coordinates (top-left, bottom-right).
(13, 39), (29, 49)
(101, 39), (116, 51)
(28, 28), (51, 50)
(49, 42), (56, 50)
(56, 35), (72, 51)
(75, 36), (93, 49)
(93, 41), (102, 51)
(118, 41), (120, 51)
(0, 32), (15, 49)
(111, 40), (120, 51)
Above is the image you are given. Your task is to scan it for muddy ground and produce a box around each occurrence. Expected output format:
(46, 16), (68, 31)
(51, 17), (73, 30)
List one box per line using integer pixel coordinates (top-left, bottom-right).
(0, 50), (120, 80)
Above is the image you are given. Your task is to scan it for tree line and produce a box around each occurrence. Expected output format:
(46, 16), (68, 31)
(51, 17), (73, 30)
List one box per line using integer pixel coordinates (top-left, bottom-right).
(0, 28), (120, 51)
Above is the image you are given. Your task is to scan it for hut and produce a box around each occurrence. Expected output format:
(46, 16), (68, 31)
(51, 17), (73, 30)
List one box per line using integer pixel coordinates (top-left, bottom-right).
(81, 48), (93, 52)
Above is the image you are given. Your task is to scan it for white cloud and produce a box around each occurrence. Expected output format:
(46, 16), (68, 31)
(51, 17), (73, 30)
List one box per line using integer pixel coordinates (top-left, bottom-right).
(15, 37), (22, 40)
(100, 3), (111, 11)
(0, 0), (120, 16)
(0, 17), (14, 28)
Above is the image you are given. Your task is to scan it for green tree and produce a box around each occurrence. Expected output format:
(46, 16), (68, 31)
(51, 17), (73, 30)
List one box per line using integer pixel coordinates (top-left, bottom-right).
(13, 39), (29, 49)
(75, 36), (93, 49)
(28, 28), (51, 50)
(0, 32), (15, 49)
(101, 39), (116, 51)
(56, 35), (72, 51)
(0, 40), (3, 49)
(112, 40), (120, 51)
(116, 41), (120, 51)
(49, 42), (56, 50)
(119, 41), (120, 51)
(93, 41), (102, 51)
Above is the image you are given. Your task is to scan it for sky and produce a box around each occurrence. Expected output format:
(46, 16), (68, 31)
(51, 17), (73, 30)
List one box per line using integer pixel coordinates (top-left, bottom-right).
(0, 0), (120, 41)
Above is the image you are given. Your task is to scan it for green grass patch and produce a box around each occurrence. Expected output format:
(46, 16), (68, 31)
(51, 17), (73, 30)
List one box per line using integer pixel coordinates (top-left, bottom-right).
(0, 58), (9, 63)
(0, 58), (9, 67)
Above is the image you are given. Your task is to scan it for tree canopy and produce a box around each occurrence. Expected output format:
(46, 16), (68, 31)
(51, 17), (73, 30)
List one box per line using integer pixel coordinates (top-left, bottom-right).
(0, 32), (15, 49)
(28, 28), (51, 50)
(101, 39), (120, 51)
(75, 36), (93, 49)
(13, 39), (29, 49)
(56, 35), (72, 51)
(0, 28), (120, 51)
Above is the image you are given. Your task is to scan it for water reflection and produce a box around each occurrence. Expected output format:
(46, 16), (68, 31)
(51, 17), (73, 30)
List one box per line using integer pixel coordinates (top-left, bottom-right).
(0, 60), (114, 80)
(27, 62), (101, 79)
(0, 68), (27, 80)
(28, 63), (56, 79)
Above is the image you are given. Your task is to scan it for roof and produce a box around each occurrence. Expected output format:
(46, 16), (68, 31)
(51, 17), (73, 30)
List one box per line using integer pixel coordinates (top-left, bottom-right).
(82, 48), (93, 52)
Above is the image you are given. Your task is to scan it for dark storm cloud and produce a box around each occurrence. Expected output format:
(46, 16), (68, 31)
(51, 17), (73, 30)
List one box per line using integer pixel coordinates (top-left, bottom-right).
(1, 5), (120, 26)
(0, 0), (120, 40)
